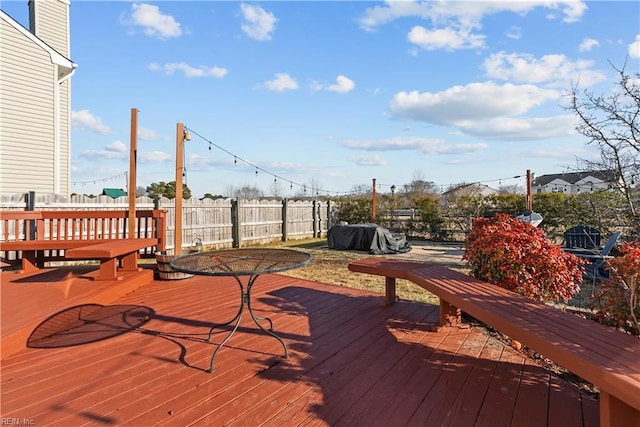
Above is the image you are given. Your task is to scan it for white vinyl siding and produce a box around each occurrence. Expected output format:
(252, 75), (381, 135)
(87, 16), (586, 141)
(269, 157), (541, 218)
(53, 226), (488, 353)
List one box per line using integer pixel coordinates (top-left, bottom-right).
(0, 17), (57, 194)
(31, 0), (69, 57)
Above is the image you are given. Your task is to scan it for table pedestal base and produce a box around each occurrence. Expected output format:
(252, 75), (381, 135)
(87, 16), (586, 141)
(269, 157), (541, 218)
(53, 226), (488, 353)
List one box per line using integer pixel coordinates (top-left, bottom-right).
(206, 274), (288, 373)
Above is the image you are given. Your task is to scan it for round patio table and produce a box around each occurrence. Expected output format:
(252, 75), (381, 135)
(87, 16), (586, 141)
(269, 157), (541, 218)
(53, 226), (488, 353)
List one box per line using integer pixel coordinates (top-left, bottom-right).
(170, 248), (313, 373)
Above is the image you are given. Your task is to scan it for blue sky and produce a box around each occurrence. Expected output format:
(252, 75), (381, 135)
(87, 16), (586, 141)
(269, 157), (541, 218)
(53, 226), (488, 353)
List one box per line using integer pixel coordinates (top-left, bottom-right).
(4, 1), (640, 198)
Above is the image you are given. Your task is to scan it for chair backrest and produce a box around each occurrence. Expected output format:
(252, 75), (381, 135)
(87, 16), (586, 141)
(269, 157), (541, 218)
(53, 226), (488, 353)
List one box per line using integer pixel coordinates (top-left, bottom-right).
(600, 231), (622, 257)
(564, 225), (601, 249)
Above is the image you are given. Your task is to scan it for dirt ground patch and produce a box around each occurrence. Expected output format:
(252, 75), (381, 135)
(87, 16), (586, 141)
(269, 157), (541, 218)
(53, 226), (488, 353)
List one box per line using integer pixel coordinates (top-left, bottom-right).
(275, 239), (467, 305)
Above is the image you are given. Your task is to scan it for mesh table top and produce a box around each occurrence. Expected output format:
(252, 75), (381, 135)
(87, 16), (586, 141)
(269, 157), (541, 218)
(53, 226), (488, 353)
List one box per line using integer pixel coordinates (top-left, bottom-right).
(169, 248), (313, 276)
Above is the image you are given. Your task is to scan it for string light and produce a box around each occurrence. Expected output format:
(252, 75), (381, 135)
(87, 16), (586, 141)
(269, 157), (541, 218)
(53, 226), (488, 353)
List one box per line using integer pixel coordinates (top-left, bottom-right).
(71, 172), (126, 186)
(188, 127), (618, 197)
(187, 127), (355, 196)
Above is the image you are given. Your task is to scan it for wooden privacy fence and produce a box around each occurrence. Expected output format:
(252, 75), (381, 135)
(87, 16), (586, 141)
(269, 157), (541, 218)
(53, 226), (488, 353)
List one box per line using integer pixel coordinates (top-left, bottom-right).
(0, 193), (333, 251)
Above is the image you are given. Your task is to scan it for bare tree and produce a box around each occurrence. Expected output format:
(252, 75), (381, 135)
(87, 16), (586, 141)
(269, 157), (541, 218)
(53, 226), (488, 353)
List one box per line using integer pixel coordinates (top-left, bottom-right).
(293, 177), (325, 198)
(224, 184), (263, 200)
(350, 184), (371, 195)
(498, 184), (525, 195)
(567, 60), (639, 218)
(269, 179), (283, 198)
(402, 169), (440, 197)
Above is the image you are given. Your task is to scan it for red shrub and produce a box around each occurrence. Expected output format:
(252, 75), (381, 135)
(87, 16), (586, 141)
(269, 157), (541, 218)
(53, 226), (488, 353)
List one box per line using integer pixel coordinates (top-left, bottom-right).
(591, 242), (640, 335)
(463, 213), (585, 303)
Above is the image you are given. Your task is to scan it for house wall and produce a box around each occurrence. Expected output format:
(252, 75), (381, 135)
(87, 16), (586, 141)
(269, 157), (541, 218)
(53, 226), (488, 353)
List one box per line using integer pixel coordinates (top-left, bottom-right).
(535, 177), (609, 195)
(0, 16), (58, 194)
(29, 0), (70, 57)
(30, 0), (72, 195)
(1, 0), (72, 196)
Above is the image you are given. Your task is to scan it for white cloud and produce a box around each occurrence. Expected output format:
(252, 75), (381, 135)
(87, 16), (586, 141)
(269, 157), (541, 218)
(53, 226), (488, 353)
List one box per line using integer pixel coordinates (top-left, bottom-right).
(138, 127), (160, 141)
(261, 161), (310, 173)
(124, 3), (182, 40)
(349, 154), (387, 166)
(629, 35), (640, 59)
(240, 3), (277, 41)
(483, 52), (605, 87)
(408, 25), (485, 51)
(148, 62), (227, 78)
(80, 141), (127, 160)
(457, 115), (578, 140)
(72, 110), (110, 135)
(390, 82), (560, 124)
(342, 136), (443, 151)
(312, 75), (356, 93)
(579, 38), (600, 52)
(264, 73), (298, 92)
(328, 75), (355, 93)
(557, 1), (588, 23)
(357, 1), (587, 32)
(506, 26), (522, 40)
(388, 82), (579, 140)
(341, 136), (487, 155)
(139, 151), (172, 163)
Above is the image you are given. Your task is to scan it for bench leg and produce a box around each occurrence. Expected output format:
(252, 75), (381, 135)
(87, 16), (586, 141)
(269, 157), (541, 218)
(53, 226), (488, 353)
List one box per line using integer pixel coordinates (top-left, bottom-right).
(20, 250), (39, 273)
(432, 300), (469, 332)
(120, 251), (140, 272)
(95, 258), (121, 281)
(600, 391), (640, 427)
(383, 277), (398, 306)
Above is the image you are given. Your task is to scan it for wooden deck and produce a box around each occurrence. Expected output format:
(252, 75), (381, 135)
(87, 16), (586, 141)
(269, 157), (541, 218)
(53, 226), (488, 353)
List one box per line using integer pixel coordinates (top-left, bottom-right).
(1, 265), (599, 426)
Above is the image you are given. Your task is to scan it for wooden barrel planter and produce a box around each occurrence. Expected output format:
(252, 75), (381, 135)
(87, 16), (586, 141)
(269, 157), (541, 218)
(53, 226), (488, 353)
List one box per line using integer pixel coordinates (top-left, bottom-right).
(155, 249), (197, 280)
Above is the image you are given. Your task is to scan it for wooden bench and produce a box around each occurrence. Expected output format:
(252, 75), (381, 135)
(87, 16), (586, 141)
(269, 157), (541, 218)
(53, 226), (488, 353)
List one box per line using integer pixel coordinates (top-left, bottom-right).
(0, 209), (166, 272)
(65, 238), (158, 281)
(348, 257), (640, 427)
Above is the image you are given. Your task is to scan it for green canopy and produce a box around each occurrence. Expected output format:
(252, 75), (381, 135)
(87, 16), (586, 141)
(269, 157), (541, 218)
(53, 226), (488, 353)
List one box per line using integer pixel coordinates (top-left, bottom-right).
(102, 188), (127, 198)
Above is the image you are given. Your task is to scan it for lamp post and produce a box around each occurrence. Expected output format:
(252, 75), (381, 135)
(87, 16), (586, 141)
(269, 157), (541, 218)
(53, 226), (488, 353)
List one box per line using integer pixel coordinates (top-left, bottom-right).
(128, 108), (138, 239)
(175, 123), (190, 254)
(390, 185), (396, 231)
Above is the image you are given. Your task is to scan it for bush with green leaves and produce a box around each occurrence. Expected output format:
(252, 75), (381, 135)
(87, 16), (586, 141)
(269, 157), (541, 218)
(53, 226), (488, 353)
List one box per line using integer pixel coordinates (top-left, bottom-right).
(413, 196), (447, 240)
(334, 196), (372, 225)
(464, 213), (585, 303)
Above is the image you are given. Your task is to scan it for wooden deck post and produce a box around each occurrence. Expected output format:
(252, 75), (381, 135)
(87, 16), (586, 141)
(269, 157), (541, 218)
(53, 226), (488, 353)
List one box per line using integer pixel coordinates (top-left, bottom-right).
(439, 300), (463, 327)
(383, 277), (397, 306)
(600, 391), (640, 427)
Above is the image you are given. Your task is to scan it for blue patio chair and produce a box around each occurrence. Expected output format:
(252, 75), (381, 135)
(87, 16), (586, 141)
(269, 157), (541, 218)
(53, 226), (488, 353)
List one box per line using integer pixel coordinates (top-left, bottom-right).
(564, 225), (601, 249)
(582, 231), (622, 283)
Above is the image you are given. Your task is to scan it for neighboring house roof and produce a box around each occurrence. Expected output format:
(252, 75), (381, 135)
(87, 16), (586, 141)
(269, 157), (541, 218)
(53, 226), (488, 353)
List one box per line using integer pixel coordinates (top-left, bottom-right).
(102, 188), (127, 198)
(533, 170), (618, 186)
(0, 10), (76, 78)
(442, 183), (497, 196)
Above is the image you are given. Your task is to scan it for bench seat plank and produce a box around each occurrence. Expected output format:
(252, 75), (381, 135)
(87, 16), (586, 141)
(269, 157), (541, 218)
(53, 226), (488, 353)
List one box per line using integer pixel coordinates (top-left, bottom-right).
(65, 238), (158, 281)
(65, 238), (158, 259)
(0, 240), (111, 251)
(348, 257), (640, 427)
(1, 240), (117, 272)
(428, 275), (638, 363)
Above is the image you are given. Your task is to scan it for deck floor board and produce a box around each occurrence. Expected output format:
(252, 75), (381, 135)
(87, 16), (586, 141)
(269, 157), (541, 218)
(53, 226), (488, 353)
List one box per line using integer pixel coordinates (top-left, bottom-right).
(1, 266), (599, 426)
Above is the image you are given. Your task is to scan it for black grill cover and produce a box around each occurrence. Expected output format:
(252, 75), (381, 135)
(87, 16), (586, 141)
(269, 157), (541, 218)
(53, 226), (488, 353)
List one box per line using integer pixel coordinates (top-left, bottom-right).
(327, 224), (411, 255)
